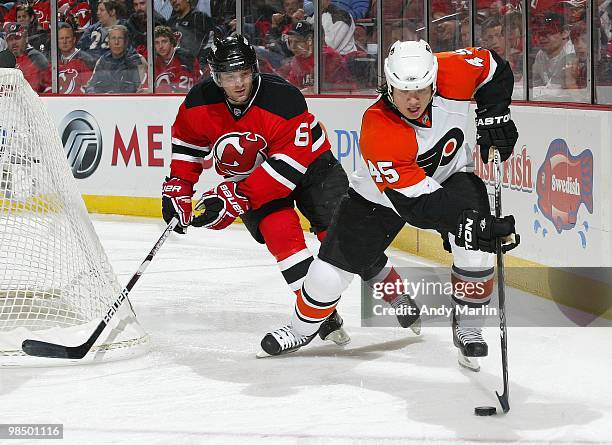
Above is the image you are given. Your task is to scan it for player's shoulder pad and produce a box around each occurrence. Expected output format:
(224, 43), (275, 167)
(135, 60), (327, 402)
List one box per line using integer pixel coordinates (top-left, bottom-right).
(184, 77), (224, 108)
(254, 73), (307, 120)
(435, 47), (492, 101)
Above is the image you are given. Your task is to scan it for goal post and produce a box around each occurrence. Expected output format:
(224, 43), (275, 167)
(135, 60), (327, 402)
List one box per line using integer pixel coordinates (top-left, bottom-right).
(0, 68), (149, 366)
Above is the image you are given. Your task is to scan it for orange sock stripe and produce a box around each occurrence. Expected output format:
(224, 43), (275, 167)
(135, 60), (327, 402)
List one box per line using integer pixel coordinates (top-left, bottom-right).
(295, 290), (337, 320)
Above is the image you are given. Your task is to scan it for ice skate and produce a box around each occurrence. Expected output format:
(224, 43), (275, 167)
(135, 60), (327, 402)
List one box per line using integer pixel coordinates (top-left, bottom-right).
(389, 294), (421, 334)
(257, 325), (316, 357)
(317, 309), (351, 346)
(452, 311), (487, 371)
(257, 310), (350, 357)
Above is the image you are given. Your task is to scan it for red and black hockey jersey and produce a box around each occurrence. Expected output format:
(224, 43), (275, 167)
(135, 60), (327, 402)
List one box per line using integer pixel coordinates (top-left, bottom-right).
(170, 73), (331, 209)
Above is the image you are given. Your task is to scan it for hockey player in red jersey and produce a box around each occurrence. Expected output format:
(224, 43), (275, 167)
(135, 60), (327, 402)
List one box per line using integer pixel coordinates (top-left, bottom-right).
(161, 34), (353, 348)
(259, 40), (520, 366)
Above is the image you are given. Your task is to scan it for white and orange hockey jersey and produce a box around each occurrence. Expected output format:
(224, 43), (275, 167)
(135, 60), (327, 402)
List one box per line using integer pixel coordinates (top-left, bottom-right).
(351, 47), (509, 210)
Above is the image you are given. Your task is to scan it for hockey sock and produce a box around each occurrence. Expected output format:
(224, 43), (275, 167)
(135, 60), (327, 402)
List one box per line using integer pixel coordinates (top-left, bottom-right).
(292, 258), (354, 336)
(365, 259), (404, 304)
(260, 209), (313, 295)
(450, 263), (494, 308)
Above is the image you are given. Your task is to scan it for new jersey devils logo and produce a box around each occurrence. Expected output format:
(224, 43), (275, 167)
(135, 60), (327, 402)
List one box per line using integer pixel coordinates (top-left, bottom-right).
(59, 68), (79, 94)
(417, 128), (464, 177)
(155, 72), (172, 87)
(213, 132), (268, 176)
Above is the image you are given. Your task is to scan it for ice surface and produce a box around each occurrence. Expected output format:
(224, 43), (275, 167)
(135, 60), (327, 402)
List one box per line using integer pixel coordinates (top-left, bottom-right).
(2, 215), (611, 445)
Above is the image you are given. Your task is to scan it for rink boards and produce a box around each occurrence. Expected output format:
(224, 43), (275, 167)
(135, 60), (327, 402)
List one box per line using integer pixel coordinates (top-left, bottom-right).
(39, 95), (612, 319)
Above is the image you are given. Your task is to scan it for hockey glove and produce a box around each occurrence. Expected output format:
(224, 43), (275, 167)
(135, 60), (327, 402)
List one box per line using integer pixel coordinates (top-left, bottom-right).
(192, 181), (250, 230)
(475, 104), (518, 164)
(162, 176), (194, 234)
(455, 210), (520, 253)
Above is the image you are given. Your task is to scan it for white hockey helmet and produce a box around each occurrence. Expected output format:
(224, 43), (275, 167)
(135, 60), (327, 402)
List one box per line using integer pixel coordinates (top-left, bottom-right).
(384, 39), (438, 96)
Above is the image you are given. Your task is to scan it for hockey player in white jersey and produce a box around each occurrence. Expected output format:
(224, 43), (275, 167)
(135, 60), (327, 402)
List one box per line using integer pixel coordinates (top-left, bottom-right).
(259, 40), (520, 368)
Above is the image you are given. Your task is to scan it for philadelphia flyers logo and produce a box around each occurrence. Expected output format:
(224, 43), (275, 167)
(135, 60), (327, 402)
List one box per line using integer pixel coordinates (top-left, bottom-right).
(59, 68), (79, 94)
(417, 128), (464, 177)
(213, 132), (268, 176)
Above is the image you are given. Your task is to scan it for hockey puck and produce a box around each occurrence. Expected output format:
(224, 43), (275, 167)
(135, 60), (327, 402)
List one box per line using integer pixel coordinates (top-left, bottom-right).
(474, 406), (497, 416)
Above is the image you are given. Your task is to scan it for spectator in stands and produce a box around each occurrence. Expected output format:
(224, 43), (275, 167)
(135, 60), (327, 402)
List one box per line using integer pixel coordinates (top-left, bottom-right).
(276, 20), (351, 93)
(78, 0), (126, 60)
(4, 22), (48, 93)
(56, 22), (96, 94)
(59, 0), (93, 31)
(127, 0), (166, 55)
(531, 12), (574, 87)
(331, 0), (369, 20)
(153, 25), (200, 92)
(431, 0), (459, 52)
(321, 0), (357, 56)
(265, 0), (304, 62)
(167, 0), (214, 69)
(86, 24), (146, 93)
(15, 3), (49, 55)
(154, 0), (173, 21)
(564, 23), (587, 89)
(242, 0), (278, 46)
(114, 0), (133, 18)
(210, 0), (236, 35)
(480, 16), (522, 79)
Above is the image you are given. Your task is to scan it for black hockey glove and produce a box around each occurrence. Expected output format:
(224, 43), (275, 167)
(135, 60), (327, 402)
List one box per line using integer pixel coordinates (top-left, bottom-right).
(475, 104), (518, 164)
(455, 210), (520, 253)
(162, 176), (194, 234)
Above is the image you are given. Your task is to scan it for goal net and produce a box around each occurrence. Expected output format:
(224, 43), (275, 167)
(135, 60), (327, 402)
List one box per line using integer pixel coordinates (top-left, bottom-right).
(0, 68), (149, 366)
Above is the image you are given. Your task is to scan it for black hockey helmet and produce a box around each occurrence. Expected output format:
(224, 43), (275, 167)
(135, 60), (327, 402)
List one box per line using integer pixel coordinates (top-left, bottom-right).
(207, 34), (259, 86)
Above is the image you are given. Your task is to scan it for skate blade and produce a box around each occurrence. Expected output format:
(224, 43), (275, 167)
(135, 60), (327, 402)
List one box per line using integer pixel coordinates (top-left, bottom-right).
(410, 318), (422, 335)
(457, 350), (480, 372)
(322, 327), (351, 346)
(256, 348), (299, 359)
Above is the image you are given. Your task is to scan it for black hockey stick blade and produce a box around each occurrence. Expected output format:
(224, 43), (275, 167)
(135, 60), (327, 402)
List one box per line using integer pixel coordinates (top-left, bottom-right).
(496, 390), (510, 413)
(22, 322), (105, 359)
(22, 218), (179, 359)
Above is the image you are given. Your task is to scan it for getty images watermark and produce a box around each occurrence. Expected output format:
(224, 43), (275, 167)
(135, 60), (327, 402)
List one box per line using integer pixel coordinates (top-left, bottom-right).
(361, 266), (612, 328)
(361, 269), (499, 328)
(371, 278), (496, 317)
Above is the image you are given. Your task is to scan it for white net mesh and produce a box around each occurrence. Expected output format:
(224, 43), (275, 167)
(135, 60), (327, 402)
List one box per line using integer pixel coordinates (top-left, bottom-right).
(0, 69), (149, 366)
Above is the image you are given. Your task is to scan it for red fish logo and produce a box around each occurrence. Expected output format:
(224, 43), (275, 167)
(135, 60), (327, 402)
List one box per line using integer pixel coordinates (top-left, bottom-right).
(213, 132), (267, 176)
(536, 139), (593, 233)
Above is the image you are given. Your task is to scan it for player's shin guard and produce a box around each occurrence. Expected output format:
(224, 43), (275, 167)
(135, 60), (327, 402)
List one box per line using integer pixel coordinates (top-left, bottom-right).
(451, 264), (494, 370)
(364, 259), (421, 333)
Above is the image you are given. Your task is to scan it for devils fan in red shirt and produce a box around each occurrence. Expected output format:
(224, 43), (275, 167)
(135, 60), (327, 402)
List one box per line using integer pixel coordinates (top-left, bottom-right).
(161, 35), (351, 349)
(54, 23), (96, 94)
(153, 26), (200, 93)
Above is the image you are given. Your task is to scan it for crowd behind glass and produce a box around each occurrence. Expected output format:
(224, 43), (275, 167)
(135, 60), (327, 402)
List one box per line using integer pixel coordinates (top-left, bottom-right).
(1, 0), (611, 103)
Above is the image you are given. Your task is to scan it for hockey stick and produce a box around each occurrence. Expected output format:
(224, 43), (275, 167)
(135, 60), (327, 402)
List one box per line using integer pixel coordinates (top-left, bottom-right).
(22, 218), (179, 359)
(490, 147), (510, 413)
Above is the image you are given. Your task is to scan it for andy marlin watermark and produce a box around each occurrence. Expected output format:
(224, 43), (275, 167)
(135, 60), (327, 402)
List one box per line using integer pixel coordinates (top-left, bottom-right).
(367, 277), (498, 320)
